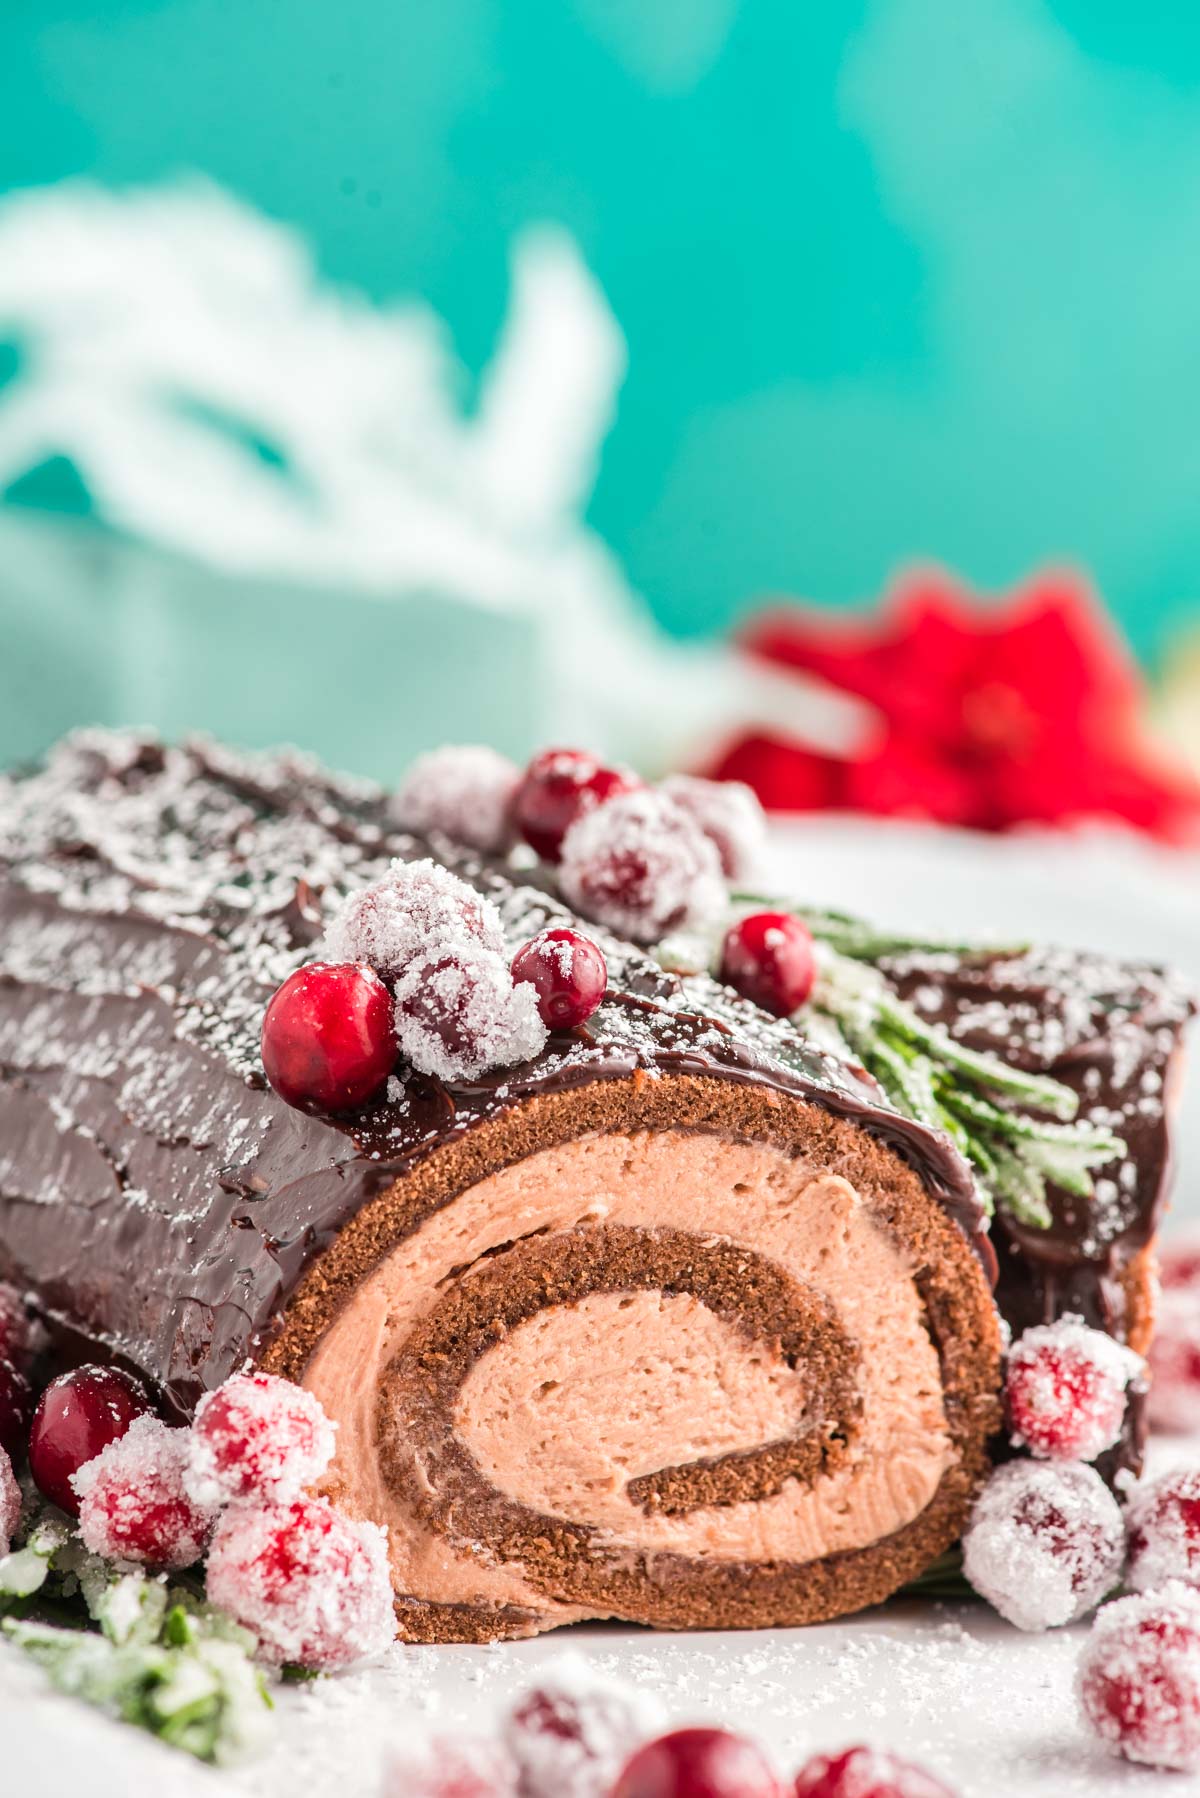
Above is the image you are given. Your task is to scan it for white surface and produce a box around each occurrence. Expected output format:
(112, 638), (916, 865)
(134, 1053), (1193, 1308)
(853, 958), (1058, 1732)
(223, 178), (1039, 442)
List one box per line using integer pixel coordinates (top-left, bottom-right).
(2, 818), (1199, 1797)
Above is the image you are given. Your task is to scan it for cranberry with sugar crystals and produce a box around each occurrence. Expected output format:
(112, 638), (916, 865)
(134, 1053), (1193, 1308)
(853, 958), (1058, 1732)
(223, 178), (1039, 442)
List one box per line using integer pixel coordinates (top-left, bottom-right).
(324, 858), (504, 983)
(1079, 1585), (1200, 1771)
(612, 1727), (781, 1798)
(511, 929), (608, 1031)
(393, 943), (547, 1083)
(381, 1737), (517, 1798)
(393, 745), (519, 854)
(1126, 1468), (1200, 1593)
(1004, 1313), (1141, 1462)
(793, 1746), (956, 1798)
(559, 789), (725, 944)
(659, 774), (767, 881)
(0, 1445), (19, 1553)
(719, 912), (816, 1018)
(1148, 1285), (1200, 1433)
(29, 1364), (151, 1515)
(188, 1370), (336, 1507)
(962, 1459), (1125, 1631)
(205, 1493), (394, 1669)
(511, 748), (641, 863)
(74, 1414), (216, 1567)
(261, 961), (396, 1112)
(503, 1659), (662, 1798)
(0, 1356), (32, 1462)
(0, 1284), (29, 1365)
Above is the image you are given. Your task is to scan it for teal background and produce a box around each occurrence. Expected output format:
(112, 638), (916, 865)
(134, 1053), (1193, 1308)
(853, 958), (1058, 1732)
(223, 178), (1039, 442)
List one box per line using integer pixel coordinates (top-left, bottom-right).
(5, 0), (1200, 664)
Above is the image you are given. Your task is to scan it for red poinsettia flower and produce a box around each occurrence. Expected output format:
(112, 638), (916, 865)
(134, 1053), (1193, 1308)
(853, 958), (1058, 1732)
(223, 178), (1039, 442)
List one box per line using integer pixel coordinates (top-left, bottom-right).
(707, 569), (1200, 841)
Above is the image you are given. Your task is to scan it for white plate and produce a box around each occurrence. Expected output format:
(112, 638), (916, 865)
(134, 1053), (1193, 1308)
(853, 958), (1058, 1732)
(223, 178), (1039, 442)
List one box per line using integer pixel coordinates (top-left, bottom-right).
(4, 818), (1199, 1797)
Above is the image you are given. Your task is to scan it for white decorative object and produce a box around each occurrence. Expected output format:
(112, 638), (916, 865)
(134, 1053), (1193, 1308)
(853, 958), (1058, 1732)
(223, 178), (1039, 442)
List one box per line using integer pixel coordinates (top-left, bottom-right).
(0, 180), (860, 773)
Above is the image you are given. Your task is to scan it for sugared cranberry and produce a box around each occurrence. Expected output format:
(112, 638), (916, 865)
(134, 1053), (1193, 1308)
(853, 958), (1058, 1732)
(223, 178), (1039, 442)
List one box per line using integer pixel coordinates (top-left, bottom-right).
(1161, 1235), (1200, 1291)
(511, 929), (608, 1031)
(393, 943), (547, 1083)
(29, 1365), (151, 1515)
(1126, 1468), (1200, 1593)
(1004, 1314), (1141, 1462)
(612, 1728), (782, 1798)
(393, 745), (520, 854)
(73, 1414), (216, 1567)
(0, 1445), (20, 1554)
(1149, 1286), (1200, 1434)
(659, 775), (767, 881)
(0, 1284), (29, 1365)
(793, 1746), (956, 1798)
(188, 1371), (336, 1507)
(559, 790), (726, 945)
(261, 961), (396, 1112)
(0, 1356), (32, 1462)
(382, 1738), (518, 1798)
(205, 1494), (394, 1669)
(962, 1459), (1125, 1631)
(511, 749), (642, 863)
(503, 1657), (663, 1798)
(323, 858), (504, 982)
(1079, 1585), (1200, 1770)
(718, 913), (816, 1018)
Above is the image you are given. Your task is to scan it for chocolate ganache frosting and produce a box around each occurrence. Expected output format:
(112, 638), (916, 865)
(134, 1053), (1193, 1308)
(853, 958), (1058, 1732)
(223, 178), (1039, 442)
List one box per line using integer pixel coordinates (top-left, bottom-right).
(0, 732), (990, 1418)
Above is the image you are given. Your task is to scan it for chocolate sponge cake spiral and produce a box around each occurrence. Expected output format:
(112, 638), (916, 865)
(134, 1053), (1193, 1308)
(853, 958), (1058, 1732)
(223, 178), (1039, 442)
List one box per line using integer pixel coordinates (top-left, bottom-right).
(2, 732), (1007, 1639)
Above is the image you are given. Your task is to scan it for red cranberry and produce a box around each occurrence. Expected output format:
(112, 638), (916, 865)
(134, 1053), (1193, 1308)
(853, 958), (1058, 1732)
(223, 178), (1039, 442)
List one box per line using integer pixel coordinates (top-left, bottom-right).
(511, 929), (608, 1030)
(261, 961), (396, 1112)
(612, 1728), (782, 1798)
(794, 1745), (956, 1798)
(719, 912), (816, 1017)
(511, 748), (641, 863)
(29, 1365), (151, 1515)
(1004, 1315), (1140, 1462)
(0, 1357), (32, 1463)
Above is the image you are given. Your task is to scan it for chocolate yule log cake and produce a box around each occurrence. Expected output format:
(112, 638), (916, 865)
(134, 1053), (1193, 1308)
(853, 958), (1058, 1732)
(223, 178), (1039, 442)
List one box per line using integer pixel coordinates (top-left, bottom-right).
(0, 732), (1191, 1644)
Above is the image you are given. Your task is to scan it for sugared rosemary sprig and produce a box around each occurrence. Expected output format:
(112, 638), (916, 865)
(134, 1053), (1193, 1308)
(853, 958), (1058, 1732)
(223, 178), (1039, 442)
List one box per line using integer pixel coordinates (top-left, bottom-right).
(0, 1507), (271, 1765)
(699, 899), (1126, 1230)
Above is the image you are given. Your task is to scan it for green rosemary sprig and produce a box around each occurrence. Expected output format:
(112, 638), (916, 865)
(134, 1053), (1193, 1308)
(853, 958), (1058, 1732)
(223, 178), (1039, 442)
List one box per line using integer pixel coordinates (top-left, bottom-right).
(0, 1507), (271, 1765)
(687, 899), (1126, 1231)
